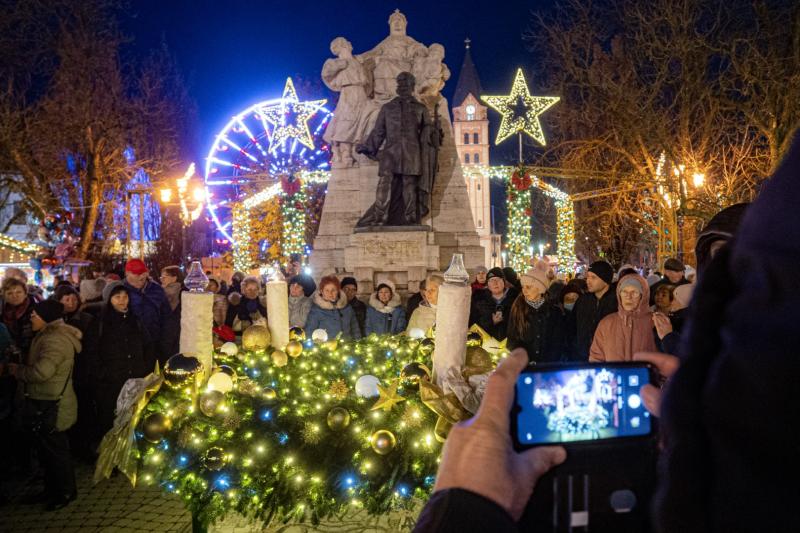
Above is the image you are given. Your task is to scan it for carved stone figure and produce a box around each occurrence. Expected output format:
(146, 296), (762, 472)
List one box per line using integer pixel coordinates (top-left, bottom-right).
(355, 73), (441, 227)
(321, 37), (369, 167)
(413, 43), (451, 98)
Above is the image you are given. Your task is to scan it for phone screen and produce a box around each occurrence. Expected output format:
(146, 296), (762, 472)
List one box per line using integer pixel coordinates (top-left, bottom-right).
(513, 364), (653, 446)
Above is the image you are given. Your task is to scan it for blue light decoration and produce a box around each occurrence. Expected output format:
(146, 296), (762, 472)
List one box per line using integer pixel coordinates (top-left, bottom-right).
(203, 77), (333, 245)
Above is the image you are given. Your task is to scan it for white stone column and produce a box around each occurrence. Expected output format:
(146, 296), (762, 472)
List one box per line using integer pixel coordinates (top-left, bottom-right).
(266, 278), (289, 349)
(180, 291), (214, 379)
(432, 283), (471, 387)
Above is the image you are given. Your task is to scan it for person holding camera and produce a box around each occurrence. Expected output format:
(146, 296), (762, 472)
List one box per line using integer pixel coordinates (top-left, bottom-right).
(0, 300), (79, 511)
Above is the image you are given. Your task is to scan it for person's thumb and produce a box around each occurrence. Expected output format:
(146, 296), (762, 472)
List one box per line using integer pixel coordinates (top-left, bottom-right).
(641, 384), (662, 417)
(519, 446), (567, 483)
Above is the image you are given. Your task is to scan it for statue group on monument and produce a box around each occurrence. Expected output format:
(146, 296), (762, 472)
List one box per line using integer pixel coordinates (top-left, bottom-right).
(322, 9), (447, 228)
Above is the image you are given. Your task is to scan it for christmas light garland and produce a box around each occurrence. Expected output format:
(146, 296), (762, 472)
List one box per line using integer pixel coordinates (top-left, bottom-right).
(134, 334), (454, 528)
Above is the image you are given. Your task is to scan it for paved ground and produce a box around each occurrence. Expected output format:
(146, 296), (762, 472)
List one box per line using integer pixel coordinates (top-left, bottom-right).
(1, 463), (418, 532)
(1, 462), (191, 533)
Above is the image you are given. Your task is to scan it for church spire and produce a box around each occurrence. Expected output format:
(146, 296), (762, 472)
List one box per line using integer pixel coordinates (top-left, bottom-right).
(453, 37), (483, 108)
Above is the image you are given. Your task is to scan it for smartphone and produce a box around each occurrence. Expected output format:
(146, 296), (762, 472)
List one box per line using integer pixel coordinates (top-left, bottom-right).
(511, 362), (656, 448)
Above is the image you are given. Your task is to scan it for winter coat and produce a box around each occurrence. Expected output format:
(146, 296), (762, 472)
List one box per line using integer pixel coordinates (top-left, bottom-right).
(1, 294), (37, 358)
(406, 303), (437, 334)
(365, 291), (407, 335)
(573, 284), (618, 359)
(348, 297), (367, 337)
(224, 293), (268, 332)
(124, 280), (175, 362)
(305, 292), (361, 340)
(507, 298), (568, 363)
(414, 488), (516, 533)
(16, 320), (81, 431)
(64, 309), (93, 336)
(469, 287), (519, 340)
(84, 306), (157, 385)
(589, 275), (657, 362)
(655, 132), (800, 532)
(406, 291), (424, 318)
(288, 295), (312, 328)
(163, 281), (183, 312)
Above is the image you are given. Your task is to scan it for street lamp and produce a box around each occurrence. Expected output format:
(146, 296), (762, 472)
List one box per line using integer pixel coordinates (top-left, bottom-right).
(156, 163), (207, 262)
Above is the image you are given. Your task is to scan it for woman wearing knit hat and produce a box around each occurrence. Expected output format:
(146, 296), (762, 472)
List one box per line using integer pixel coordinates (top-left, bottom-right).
(589, 274), (657, 362)
(1, 299), (80, 510)
(507, 264), (567, 363)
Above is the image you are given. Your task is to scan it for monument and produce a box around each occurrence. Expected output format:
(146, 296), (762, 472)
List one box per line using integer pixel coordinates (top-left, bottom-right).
(312, 9), (484, 295)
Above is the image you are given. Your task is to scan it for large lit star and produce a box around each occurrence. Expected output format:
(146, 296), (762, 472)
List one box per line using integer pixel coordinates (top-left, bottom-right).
(260, 77), (326, 153)
(481, 69), (559, 146)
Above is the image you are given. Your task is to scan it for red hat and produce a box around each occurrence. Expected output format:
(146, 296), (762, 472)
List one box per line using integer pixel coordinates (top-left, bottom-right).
(125, 259), (148, 275)
(213, 325), (236, 342)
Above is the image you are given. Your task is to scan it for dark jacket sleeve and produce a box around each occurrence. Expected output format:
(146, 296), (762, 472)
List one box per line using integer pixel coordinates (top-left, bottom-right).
(413, 489), (517, 533)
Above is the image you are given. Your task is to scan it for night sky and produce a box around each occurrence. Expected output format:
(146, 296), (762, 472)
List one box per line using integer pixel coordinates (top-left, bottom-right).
(123, 0), (552, 162)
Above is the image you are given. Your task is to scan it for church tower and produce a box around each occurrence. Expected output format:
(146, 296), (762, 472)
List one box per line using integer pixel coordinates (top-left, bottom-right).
(452, 38), (500, 267)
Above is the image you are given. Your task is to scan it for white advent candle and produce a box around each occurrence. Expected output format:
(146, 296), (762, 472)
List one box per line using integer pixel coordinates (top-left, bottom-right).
(432, 282), (471, 387)
(266, 279), (289, 349)
(180, 291), (214, 379)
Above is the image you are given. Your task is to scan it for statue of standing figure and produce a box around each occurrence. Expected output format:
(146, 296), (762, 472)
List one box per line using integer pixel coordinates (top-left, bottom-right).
(320, 9), (448, 227)
(355, 72), (442, 227)
(321, 37), (369, 167)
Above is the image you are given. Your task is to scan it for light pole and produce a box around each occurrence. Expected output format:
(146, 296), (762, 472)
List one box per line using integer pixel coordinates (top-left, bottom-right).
(158, 164), (206, 264)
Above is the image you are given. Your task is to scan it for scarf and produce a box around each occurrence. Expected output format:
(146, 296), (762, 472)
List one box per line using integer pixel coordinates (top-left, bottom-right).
(525, 297), (545, 309)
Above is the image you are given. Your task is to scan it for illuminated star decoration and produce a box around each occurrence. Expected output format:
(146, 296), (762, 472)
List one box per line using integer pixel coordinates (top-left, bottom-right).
(370, 379), (406, 413)
(260, 77), (327, 153)
(481, 68), (559, 146)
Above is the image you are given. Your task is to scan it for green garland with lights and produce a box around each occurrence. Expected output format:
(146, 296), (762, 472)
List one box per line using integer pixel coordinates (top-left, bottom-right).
(135, 334), (446, 529)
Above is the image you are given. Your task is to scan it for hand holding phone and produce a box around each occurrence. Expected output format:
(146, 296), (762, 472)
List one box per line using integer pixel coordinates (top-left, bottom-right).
(511, 362), (656, 448)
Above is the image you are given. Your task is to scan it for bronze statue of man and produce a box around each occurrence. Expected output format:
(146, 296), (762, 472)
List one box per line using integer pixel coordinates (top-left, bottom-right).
(355, 72), (440, 227)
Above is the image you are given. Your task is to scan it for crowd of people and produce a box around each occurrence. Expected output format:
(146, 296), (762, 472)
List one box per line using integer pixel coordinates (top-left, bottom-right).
(0, 147), (778, 532)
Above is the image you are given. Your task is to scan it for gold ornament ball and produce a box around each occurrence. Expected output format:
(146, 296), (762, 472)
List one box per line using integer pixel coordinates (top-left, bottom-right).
(289, 326), (306, 342)
(271, 350), (288, 367)
(163, 354), (203, 389)
(326, 407), (351, 431)
(370, 430), (397, 455)
(323, 338), (339, 351)
(400, 362), (431, 390)
(203, 446), (227, 471)
(242, 325), (271, 352)
(198, 389), (225, 417)
(141, 412), (171, 443)
(262, 387), (278, 404)
(285, 340), (303, 358)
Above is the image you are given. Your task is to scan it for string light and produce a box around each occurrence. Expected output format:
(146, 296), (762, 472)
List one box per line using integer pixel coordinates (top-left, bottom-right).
(481, 68), (559, 146)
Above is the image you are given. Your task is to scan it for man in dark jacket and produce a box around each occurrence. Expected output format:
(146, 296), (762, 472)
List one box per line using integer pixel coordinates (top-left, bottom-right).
(122, 259), (175, 363)
(572, 261), (617, 359)
(469, 268), (518, 340)
(649, 257), (690, 305)
(340, 277), (367, 337)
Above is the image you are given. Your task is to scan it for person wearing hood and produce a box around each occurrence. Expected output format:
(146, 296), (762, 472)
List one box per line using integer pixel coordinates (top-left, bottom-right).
(589, 274), (657, 362)
(1, 300), (80, 510)
(469, 268), (518, 340)
(305, 276), (361, 340)
(406, 274), (443, 334)
(224, 276), (268, 333)
(365, 281), (407, 335)
(83, 282), (157, 436)
(288, 276), (312, 328)
(507, 267), (567, 363)
(572, 261), (618, 359)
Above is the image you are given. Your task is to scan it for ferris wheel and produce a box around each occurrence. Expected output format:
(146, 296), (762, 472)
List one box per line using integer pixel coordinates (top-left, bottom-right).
(203, 78), (332, 244)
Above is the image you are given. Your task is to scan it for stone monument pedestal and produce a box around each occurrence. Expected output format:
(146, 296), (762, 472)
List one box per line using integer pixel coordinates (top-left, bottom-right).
(344, 227), (439, 295)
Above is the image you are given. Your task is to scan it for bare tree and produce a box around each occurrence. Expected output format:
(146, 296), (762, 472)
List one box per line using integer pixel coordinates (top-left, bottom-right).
(0, 0), (191, 257)
(526, 0), (799, 263)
